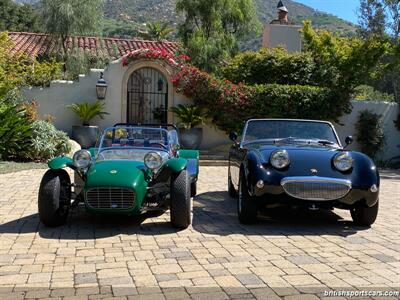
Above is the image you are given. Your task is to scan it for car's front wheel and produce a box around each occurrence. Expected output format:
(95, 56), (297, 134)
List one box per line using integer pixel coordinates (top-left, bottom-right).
(350, 200), (379, 226)
(170, 170), (192, 229)
(238, 170), (257, 224)
(38, 169), (71, 227)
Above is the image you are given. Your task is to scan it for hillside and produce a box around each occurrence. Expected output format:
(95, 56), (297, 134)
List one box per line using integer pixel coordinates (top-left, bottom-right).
(13, 0), (357, 46)
(101, 0), (356, 34)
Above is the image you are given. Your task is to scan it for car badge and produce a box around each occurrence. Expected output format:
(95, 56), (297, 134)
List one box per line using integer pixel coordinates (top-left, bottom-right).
(311, 169), (318, 175)
(110, 170), (118, 174)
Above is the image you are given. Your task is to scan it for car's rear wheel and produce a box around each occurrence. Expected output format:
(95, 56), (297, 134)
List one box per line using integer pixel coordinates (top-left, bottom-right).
(238, 170), (257, 224)
(38, 169), (71, 227)
(350, 200), (379, 226)
(170, 170), (192, 229)
(228, 167), (237, 198)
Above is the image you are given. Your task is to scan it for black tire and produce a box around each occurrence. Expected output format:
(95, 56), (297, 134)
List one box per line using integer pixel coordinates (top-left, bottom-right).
(238, 170), (258, 224)
(350, 200), (379, 226)
(170, 170), (192, 229)
(191, 181), (197, 197)
(228, 166), (237, 198)
(38, 169), (71, 227)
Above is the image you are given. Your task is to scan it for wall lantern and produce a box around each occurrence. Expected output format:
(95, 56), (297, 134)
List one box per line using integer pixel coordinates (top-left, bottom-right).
(158, 78), (164, 92)
(96, 72), (108, 100)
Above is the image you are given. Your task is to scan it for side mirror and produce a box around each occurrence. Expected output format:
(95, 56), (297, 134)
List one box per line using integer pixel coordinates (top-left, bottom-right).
(345, 136), (353, 147)
(229, 131), (238, 143)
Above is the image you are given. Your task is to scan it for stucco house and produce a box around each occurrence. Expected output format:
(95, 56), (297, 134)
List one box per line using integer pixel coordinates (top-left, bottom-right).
(9, 32), (229, 150)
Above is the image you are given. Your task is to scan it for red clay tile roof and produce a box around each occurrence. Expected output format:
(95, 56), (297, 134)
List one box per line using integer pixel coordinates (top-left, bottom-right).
(8, 32), (180, 60)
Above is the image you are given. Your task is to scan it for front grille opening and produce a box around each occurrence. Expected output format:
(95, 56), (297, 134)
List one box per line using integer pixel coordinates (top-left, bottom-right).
(282, 180), (351, 201)
(86, 188), (135, 209)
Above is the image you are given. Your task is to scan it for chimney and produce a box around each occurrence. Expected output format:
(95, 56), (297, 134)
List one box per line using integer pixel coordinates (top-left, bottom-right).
(277, 0), (289, 23)
(262, 0), (302, 52)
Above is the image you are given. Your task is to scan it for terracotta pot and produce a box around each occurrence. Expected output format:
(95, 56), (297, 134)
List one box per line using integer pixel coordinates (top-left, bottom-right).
(179, 128), (203, 150)
(71, 126), (100, 149)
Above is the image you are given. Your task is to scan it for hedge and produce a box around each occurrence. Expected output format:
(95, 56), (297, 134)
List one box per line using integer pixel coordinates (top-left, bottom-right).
(173, 66), (350, 133)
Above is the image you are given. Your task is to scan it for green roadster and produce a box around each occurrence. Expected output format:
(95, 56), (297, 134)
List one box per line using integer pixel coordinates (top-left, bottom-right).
(38, 124), (199, 229)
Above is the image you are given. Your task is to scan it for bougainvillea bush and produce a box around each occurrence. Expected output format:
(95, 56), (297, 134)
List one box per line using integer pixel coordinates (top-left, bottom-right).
(172, 65), (340, 132)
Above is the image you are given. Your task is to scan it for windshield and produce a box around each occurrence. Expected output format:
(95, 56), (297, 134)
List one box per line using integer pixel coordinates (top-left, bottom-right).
(243, 120), (339, 145)
(97, 127), (175, 161)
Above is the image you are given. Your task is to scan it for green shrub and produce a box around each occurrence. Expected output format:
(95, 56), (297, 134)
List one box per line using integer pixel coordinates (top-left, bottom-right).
(66, 101), (109, 126)
(355, 110), (385, 159)
(0, 105), (32, 160)
(222, 48), (318, 86)
(169, 105), (208, 129)
(29, 120), (71, 160)
(353, 85), (395, 102)
(64, 49), (110, 80)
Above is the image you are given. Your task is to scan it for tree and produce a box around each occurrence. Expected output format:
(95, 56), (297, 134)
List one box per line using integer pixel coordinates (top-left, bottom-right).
(358, 0), (400, 103)
(176, 0), (260, 72)
(41, 0), (103, 56)
(0, 0), (43, 32)
(140, 22), (174, 41)
(358, 0), (399, 39)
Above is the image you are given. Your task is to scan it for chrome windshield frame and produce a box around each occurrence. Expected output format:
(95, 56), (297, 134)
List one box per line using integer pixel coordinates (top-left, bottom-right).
(241, 119), (342, 148)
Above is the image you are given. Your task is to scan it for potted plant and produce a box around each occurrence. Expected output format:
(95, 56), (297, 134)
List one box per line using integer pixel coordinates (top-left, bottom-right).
(170, 104), (207, 149)
(66, 101), (109, 149)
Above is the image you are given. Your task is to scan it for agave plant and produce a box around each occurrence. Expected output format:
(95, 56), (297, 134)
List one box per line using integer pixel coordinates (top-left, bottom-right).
(169, 104), (207, 129)
(66, 101), (108, 126)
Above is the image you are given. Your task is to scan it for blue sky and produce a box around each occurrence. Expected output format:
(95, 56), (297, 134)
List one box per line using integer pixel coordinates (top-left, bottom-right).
(294, 0), (360, 24)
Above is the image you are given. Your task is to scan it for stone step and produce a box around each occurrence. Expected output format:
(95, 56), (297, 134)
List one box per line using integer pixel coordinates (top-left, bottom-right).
(199, 151), (228, 160)
(199, 160), (228, 167)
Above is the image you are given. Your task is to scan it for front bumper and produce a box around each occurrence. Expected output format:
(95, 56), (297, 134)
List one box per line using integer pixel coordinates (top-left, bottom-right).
(252, 176), (379, 207)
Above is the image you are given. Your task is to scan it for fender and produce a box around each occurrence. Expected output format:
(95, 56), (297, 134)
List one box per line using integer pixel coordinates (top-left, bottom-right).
(178, 150), (200, 160)
(164, 158), (187, 173)
(48, 157), (74, 170)
(152, 158), (188, 185)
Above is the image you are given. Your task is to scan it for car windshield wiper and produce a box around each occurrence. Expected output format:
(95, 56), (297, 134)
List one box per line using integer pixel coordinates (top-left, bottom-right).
(316, 140), (335, 146)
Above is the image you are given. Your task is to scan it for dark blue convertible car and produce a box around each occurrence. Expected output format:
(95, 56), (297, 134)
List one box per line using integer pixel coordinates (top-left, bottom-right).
(228, 119), (380, 226)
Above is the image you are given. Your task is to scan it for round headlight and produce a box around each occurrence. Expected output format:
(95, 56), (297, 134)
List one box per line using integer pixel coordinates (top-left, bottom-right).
(333, 152), (353, 172)
(73, 150), (91, 169)
(144, 152), (162, 170)
(270, 150), (290, 169)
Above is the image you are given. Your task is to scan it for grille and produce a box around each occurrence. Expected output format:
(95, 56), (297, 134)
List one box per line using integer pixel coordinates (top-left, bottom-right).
(86, 188), (135, 209)
(281, 177), (351, 201)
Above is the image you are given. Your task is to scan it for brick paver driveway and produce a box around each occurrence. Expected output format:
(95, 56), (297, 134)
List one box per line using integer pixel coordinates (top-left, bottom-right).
(0, 167), (399, 299)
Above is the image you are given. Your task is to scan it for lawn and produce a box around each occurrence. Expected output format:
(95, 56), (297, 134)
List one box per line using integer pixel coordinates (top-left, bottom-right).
(0, 161), (47, 174)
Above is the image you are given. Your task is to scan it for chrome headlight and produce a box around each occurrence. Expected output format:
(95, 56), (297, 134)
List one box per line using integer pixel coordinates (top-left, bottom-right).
(270, 150), (290, 169)
(333, 152), (353, 171)
(144, 152), (162, 170)
(73, 150), (91, 169)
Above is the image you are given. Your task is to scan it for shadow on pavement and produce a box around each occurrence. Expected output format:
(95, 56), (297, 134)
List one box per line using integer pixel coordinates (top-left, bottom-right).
(0, 208), (181, 239)
(0, 190), (371, 239)
(192, 191), (369, 237)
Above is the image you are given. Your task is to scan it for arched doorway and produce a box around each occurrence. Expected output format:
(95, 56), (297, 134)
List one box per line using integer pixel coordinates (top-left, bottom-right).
(127, 67), (168, 124)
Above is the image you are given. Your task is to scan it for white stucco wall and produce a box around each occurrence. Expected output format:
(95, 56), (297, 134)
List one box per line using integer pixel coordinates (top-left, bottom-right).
(335, 101), (399, 161)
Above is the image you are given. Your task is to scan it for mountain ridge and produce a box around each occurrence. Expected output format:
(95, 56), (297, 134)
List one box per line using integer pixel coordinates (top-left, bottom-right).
(13, 0), (357, 46)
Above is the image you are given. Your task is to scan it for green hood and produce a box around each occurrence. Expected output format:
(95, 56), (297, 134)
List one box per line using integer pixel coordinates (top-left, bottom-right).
(86, 160), (147, 190)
